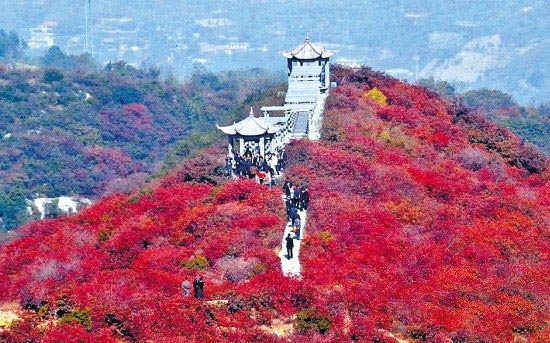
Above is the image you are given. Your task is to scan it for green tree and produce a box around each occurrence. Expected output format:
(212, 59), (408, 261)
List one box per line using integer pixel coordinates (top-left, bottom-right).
(40, 46), (71, 69)
(43, 69), (64, 83)
(0, 188), (28, 230)
(0, 29), (26, 60)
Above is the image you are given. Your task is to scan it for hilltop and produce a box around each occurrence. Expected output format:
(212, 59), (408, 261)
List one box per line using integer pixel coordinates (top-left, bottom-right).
(0, 66), (548, 342)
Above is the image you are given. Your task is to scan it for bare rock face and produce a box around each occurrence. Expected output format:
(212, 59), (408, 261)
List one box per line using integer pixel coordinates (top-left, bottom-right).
(26, 196), (93, 220)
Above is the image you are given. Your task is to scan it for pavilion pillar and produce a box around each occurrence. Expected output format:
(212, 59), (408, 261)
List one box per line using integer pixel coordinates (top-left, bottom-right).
(227, 136), (234, 156)
(259, 136), (265, 156)
(239, 137), (244, 155)
(325, 61), (330, 88)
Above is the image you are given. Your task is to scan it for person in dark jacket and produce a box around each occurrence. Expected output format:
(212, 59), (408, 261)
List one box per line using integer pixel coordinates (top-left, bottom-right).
(301, 186), (309, 210)
(289, 206), (298, 223)
(285, 233), (294, 259)
(225, 156), (233, 176)
(283, 180), (292, 198)
(285, 198), (292, 218)
(193, 275), (204, 299)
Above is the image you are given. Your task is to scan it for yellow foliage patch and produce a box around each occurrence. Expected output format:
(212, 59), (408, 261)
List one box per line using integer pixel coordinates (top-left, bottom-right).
(386, 201), (422, 224)
(363, 87), (387, 106)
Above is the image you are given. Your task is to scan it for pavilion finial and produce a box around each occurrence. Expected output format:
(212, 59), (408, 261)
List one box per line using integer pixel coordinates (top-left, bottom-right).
(249, 107), (254, 116)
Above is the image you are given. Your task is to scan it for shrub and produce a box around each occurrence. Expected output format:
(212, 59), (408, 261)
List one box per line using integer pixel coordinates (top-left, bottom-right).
(112, 86), (143, 104)
(182, 255), (209, 270)
(97, 229), (110, 242)
(37, 304), (49, 319)
(317, 231), (333, 243)
(296, 308), (331, 334)
(58, 308), (92, 330)
(363, 87), (387, 106)
(215, 256), (260, 283)
(43, 69), (64, 83)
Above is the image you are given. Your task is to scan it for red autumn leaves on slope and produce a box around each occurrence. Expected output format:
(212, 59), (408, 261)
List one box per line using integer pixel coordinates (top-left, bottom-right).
(1, 65), (549, 342)
(0, 179), (305, 342)
(282, 66), (549, 342)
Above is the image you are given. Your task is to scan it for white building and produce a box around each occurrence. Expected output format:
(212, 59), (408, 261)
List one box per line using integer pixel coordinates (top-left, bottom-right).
(28, 21), (57, 49)
(225, 42), (249, 55)
(195, 18), (232, 28)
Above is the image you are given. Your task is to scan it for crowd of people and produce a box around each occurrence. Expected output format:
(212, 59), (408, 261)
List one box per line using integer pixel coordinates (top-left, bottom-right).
(179, 146), (311, 299)
(283, 180), (309, 259)
(225, 145), (286, 187)
(224, 144), (309, 261)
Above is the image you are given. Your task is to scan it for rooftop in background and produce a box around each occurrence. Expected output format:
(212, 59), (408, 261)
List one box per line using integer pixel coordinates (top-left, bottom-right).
(281, 37), (335, 59)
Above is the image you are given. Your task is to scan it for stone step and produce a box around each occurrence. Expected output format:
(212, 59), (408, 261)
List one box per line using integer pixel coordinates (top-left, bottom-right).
(293, 112), (309, 137)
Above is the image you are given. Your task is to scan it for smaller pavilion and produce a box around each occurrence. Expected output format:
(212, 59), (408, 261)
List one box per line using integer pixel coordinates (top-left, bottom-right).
(217, 108), (287, 157)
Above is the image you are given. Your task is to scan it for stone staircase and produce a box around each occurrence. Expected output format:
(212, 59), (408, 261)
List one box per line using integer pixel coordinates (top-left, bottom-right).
(292, 111), (309, 138)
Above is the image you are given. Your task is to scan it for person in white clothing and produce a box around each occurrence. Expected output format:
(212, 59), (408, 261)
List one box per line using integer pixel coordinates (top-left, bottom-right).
(270, 154), (279, 176)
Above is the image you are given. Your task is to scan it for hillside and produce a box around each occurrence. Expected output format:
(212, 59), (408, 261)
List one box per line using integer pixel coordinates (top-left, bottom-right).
(0, 66), (548, 342)
(0, 60), (282, 230)
(419, 79), (550, 154)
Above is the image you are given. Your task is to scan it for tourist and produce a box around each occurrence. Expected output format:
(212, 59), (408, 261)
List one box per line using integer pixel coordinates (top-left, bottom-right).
(285, 197), (293, 218)
(289, 205), (299, 223)
(259, 156), (268, 172)
(294, 215), (301, 230)
(294, 215), (301, 240)
(279, 149), (286, 170)
(285, 233), (294, 259)
(283, 180), (292, 198)
(290, 185), (299, 207)
(256, 169), (267, 184)
(193, 275), (204, 299)
(225, 156), (233, 176)
(265, 171), (274, 188)
(296, 185), (303, 209)
(181, 280), (191, 297)
(243, 158), (252, 178)
(244, 146), (252, 158)
(301, 186), (309, 210)
(270, 153), (279, 176)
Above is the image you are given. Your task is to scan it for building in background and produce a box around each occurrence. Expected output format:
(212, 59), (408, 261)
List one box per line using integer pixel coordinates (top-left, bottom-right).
(28, 21), (57, 49)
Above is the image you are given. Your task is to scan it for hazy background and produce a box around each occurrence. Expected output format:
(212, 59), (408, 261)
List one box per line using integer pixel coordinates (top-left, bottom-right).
(0, 0), (548, 104)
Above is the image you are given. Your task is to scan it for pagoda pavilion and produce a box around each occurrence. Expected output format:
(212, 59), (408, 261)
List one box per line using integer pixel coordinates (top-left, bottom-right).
(218, 38), (335, 154)
(217, 108), (290, 157)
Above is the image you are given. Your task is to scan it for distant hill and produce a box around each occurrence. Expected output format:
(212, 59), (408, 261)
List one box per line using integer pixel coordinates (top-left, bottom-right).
(419, 78), (550, 154)
(0, 66), (547, 342)
(1, 1), (548, 104)
(0, 57), (282, 230)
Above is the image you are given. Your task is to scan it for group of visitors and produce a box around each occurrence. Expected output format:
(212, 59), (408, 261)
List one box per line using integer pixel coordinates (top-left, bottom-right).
(181, 275), (205, 299)
(223, 145), (310, 261)
(283, 180), (309, 259)
(225, 145), (286, 187)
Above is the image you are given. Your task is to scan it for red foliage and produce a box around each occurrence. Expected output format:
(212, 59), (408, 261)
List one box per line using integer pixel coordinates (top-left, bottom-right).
(0, 176), (296, 341)
(282, 67), (549, 341)
(1, 66), (548, 342)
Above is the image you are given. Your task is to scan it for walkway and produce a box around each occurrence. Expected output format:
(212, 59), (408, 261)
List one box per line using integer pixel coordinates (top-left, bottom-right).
(278, 207), (306, 277)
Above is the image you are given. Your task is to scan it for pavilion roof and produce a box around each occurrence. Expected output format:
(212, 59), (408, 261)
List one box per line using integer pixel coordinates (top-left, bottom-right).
(217, 108), (281, 136)
(281, 38), (335, 59)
